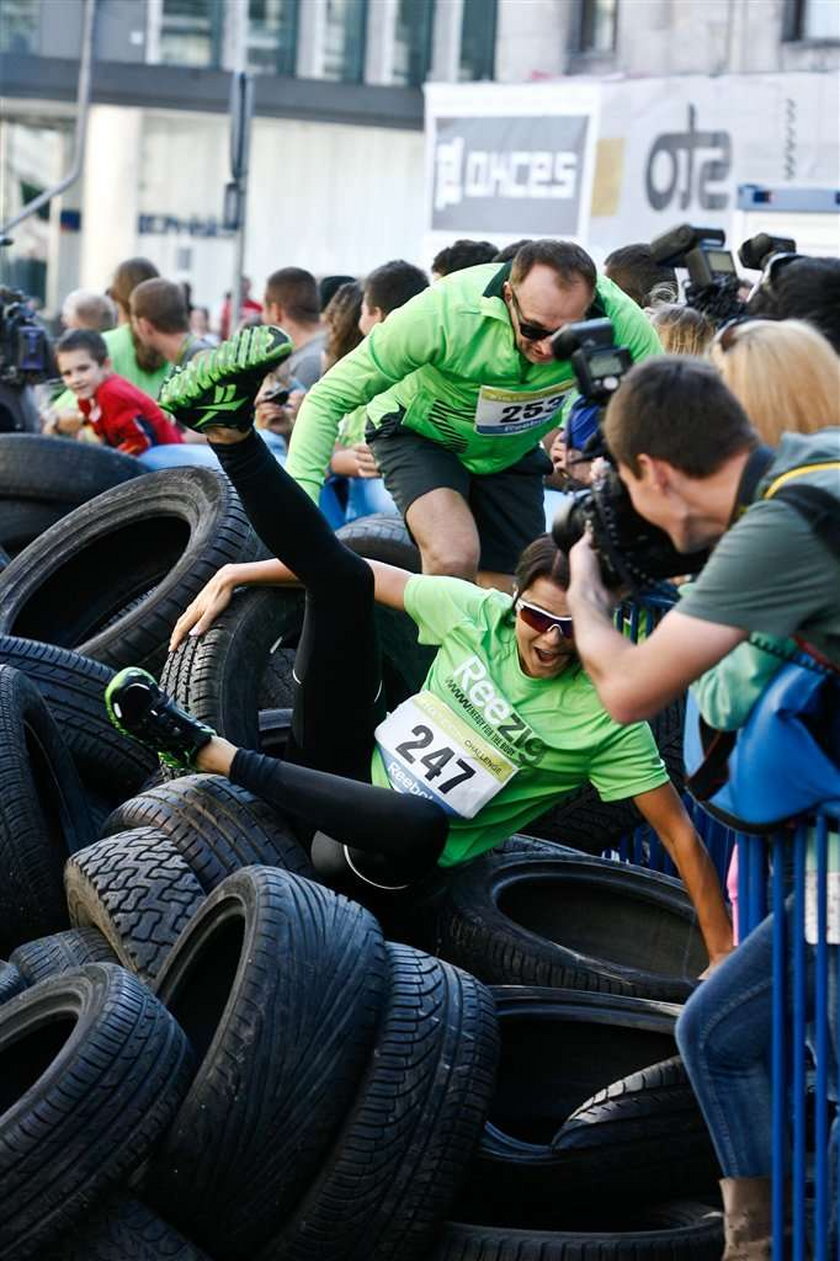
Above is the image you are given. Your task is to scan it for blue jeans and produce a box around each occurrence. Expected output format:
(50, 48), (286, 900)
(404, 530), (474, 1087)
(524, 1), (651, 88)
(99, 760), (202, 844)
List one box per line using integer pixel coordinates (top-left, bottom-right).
(676, 905), (838, 1178)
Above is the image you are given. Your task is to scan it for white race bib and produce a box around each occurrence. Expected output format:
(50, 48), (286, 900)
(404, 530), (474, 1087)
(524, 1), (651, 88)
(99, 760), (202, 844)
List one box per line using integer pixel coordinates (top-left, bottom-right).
(474, 382), (572, 436)
(375, 692), (517, 819)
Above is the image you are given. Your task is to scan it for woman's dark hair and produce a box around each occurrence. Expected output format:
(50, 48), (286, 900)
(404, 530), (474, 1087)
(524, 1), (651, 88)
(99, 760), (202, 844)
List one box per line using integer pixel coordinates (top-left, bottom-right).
(513, 534), (570, 597)
(323, 281), (363, 369)
(109, 256), (165, 374)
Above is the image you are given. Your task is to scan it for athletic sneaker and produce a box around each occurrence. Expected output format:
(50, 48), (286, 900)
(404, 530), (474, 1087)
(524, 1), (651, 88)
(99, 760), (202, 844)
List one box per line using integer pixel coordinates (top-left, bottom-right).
(105, 667), (216, 771)
(159, 324), (294, 433)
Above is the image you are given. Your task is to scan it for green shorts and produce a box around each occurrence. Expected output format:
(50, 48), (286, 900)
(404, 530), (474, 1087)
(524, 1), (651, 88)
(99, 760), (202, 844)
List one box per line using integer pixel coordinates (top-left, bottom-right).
(368, 416), (551, 574)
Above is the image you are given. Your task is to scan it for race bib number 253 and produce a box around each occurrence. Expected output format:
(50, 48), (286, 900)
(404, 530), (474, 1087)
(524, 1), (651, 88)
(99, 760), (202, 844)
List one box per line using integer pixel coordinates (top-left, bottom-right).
(474, 382), (572, 436)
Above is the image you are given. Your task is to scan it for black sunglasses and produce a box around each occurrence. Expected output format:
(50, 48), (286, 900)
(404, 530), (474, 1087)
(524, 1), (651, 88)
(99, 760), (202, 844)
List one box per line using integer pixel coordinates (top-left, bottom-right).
(516, 598), (574, 639)
(509, 288), (559, 343)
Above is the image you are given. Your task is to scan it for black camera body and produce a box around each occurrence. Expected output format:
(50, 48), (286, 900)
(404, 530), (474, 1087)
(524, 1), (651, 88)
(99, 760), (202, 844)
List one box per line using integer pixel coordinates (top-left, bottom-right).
(550, 318), (633, 408)
(650, 223), (744, 327)
(0, 287), (52, 387)
(548, 314), (709, 591)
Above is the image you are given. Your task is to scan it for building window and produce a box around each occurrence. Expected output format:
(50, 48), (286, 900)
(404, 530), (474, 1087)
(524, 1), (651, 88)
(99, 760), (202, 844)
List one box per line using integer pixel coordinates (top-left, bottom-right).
(0, 0), (39, 54)
(160, 0), (223, 67)
(785, 0), (840, 40)
(459, 0), (496, 81)
(577, 0), (617, 54)
(248, 0), (299, 74)
(393, 0), (434, 86)
(322, 0), (367, 82)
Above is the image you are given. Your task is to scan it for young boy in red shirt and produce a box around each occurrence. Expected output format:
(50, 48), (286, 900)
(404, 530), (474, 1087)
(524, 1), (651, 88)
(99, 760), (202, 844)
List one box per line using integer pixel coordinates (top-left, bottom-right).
(54, 329), (183, 456)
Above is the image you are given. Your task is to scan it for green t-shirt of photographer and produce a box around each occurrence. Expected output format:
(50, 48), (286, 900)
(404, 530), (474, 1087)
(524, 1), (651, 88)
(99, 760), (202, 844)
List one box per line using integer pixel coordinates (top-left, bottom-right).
(679, 430), (840, 667)
(369, 575), (668, 867)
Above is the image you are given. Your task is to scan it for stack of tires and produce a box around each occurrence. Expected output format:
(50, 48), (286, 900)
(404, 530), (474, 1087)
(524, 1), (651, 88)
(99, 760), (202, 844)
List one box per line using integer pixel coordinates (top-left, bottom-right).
(0, 446), (723, 1258)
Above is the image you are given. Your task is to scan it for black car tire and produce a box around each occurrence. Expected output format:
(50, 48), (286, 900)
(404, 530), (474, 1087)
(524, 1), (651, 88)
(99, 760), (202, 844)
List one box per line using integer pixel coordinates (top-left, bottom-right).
(65, 830), (205, 982)
(264, 943), (499, 1261)
(0, 665), (95, 954)
(428, 848), (706, 1001)
(9, 927), (117, 985)
(0, 963), (192, 1260)
(0, 467), (265, 674)
(144, 866), (389, 1259)
(102, 774), (314, 891)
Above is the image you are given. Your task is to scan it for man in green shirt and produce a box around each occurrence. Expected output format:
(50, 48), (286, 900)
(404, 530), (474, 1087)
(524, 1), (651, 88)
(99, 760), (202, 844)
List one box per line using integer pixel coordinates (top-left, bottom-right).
(287, 239), (661, 589)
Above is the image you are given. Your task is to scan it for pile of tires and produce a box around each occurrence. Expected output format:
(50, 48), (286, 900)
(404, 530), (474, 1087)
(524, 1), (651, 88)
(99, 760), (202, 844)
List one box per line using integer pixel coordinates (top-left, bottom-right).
(0, 456), (723, 1257)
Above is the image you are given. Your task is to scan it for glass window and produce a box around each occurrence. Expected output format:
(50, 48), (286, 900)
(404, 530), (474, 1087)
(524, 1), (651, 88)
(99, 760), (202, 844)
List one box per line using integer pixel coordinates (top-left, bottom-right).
(459, 0), (496, 81)
(0, 0), (39, 55)
(322, 0), (367, 82)
(248, 0), (299, 74)
(791, 0), (840, 39)
(578, 0), (617, 54)
(160, 0), (223, 67)
(393, 0), (434, 87)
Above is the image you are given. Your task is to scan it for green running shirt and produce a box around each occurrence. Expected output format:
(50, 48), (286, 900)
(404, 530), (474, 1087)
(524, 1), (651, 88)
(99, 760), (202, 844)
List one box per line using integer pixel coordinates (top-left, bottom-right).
(287, 264), (662, 502)
(369, 576), (669, 867)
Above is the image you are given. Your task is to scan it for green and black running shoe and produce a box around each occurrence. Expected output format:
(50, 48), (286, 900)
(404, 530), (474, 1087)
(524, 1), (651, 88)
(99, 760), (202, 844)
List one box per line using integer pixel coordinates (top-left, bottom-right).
(105, 667), (216, 771)
(159, 324), (294, 433)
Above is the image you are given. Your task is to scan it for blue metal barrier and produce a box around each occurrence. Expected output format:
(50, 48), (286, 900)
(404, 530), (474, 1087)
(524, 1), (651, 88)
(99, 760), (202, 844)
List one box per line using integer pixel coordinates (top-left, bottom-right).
(736, 813), (839, 1260)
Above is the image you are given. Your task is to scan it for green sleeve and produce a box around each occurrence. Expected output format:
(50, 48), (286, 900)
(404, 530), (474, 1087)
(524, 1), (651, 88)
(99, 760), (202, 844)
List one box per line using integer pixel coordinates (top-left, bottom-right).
(587, 720), (668, 802)
(403, 574), (497, 646)
(603, 278), (663, 365)
(286, 288), (448, 502)
(690, 640), (787, 731)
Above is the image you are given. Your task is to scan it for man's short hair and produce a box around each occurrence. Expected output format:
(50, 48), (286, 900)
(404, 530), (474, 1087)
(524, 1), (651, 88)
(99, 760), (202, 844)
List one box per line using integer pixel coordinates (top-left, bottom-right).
(604, 244), (678, 307)
(364, 260), (428, 316)
(603, 356), (757, 478)
(431, 239), (498, 277)
(510, 239), (597, 292)
(493, 239), (533, 263)
(265, 267), (321, 324)
(62, 289), (116, 332)
(130, 278), (189, 333)
(56, 328), (109, 365)
(746, 256), (840, 354)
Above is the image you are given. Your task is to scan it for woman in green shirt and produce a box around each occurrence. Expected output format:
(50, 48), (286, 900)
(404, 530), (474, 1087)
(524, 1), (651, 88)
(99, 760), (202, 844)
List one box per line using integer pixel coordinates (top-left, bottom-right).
(106, 330), (731, 972)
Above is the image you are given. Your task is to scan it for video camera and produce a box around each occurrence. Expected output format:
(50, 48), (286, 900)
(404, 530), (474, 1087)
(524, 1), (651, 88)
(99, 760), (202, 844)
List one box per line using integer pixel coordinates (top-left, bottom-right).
(0, 286), (52, 387)
(548, 316), (708, 591)
(650, 223), (744, 327)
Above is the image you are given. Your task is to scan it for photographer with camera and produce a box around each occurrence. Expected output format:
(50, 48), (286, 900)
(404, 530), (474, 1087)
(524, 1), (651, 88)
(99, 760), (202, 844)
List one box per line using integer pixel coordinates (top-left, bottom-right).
(562, 354), (839, 1257)
(286, 239), (661, 590)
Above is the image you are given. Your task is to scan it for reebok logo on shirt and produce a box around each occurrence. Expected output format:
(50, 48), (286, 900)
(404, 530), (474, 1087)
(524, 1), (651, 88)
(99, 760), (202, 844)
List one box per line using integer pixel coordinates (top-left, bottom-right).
(448, 654), (546, 766)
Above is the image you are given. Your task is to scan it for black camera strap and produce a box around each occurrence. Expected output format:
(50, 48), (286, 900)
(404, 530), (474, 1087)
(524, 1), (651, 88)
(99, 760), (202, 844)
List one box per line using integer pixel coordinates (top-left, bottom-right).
(730, 444), (775, 524)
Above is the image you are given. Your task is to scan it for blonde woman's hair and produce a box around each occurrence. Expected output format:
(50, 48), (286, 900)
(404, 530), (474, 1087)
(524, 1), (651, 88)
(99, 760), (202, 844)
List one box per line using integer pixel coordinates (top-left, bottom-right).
(709, 318), (840, 444)
(648, 303), (715, 356)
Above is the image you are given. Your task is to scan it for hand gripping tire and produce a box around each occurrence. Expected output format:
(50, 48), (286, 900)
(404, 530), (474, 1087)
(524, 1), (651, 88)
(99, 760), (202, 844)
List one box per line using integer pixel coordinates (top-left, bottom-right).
(143, 865), (389, 1260)
(262, 943), (499, 1261)
(427, 847), (706, 1001)
(102, 774), (315, 890)
(0, 963), (193, 1261)
(65, 830), (205, 983)
(9, 927), (117, 985)
(39, 1195), (210, 1261)
(0, 467), (267, 674)
(0, 665), (95, 954)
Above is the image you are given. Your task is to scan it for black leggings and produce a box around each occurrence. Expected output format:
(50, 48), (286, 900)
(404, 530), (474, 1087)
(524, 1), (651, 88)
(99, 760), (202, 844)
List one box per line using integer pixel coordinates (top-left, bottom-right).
(210, 432), (448, 883)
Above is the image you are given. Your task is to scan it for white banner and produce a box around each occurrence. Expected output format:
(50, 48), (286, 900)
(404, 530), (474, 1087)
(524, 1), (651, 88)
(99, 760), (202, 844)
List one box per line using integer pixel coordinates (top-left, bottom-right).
(424, 82), (600, 261)
(424, 75), (838, 263)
